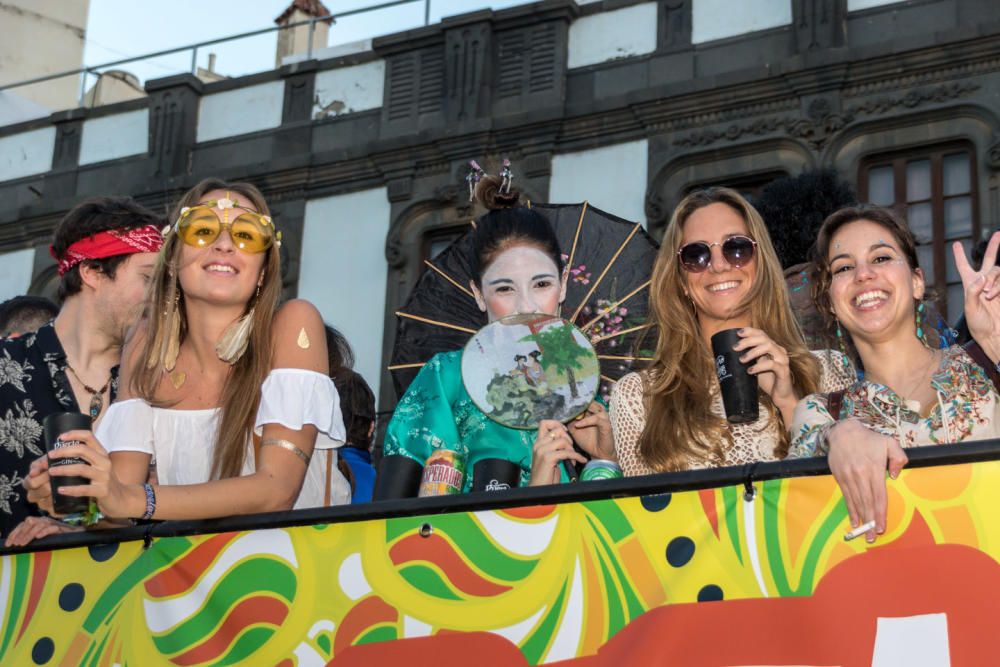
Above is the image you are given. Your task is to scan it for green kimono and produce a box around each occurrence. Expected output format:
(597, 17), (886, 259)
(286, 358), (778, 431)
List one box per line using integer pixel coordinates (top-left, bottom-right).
(385, 350), (569, 492)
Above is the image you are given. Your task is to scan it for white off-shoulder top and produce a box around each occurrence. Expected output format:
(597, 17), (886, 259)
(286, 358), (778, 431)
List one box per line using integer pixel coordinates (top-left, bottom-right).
(95, 368), (351, 509)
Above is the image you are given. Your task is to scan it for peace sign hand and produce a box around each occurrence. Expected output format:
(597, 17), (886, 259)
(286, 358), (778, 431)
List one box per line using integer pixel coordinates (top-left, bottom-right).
(954, 231), (1000, 361)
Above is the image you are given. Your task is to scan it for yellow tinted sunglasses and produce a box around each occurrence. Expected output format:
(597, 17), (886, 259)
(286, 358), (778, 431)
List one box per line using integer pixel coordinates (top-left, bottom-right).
(174, 195), (281, 254)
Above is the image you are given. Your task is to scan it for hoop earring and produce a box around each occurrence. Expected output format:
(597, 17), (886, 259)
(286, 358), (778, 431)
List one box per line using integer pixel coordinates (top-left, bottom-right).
(216, 283), (260, 364)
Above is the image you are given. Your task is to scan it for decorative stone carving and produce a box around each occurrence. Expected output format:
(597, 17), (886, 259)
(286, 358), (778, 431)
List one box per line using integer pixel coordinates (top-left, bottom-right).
(988, 139), (1000, 171)
(673, 117), (786, 147)
(848, 82), (981, 116)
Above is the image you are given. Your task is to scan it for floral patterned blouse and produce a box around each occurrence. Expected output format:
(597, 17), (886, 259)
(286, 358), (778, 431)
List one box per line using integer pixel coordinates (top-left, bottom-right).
(789, 345), (1000, 457)
(385, 350), (568, 492)
(0, 324), (118, 537)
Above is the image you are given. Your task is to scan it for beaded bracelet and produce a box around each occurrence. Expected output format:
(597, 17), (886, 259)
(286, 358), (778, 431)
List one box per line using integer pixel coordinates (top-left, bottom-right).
(141, 483), (156, 520)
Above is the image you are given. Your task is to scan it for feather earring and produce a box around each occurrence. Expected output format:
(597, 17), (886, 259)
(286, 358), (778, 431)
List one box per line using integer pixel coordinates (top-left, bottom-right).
(215, 311), (254, 364)
(164, 293), (181, 372)
(216, 282), (260, 364)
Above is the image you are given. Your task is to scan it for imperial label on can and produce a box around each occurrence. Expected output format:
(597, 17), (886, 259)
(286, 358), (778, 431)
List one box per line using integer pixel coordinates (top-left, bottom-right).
(418, 449), (467, 496)
(580, 459), (623, 481)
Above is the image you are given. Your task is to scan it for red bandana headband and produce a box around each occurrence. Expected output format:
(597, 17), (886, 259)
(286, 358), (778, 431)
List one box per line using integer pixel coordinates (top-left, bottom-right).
(50, 225), (165, 276)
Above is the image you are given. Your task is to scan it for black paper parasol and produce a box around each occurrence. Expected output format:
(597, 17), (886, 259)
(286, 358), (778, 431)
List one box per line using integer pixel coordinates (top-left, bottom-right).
(389, 202), (659, 401)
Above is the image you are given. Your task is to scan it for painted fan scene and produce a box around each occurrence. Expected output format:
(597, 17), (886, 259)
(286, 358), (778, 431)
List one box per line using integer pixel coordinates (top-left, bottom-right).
(462, 314), (600, 429)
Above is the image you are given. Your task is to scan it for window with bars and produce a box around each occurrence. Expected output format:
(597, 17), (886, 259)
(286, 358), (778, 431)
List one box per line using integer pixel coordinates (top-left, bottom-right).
(860, 146), (978, 321)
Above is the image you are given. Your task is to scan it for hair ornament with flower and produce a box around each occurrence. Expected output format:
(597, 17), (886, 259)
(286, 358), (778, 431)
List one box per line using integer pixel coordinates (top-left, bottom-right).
(467, 159), (487, 201)
(500, 158), (513, 194)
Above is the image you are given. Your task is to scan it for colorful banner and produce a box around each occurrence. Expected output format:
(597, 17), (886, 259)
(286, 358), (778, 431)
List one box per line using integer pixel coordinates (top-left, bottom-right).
(3, 460), (1000, 666)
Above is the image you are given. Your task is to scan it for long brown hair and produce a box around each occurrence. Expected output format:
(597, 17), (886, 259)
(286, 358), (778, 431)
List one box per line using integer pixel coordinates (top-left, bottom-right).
(810, 204), (937, 357)
(637, 187), (820, 470)
(131, 178), (281, 479)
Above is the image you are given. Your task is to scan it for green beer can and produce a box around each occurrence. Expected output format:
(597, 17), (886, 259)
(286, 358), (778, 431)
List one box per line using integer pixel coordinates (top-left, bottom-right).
(580, 460), (623, 481)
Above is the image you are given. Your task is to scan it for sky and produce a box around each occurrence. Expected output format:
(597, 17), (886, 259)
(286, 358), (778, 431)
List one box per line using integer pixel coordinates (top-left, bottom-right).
(83, 0), (532, 86)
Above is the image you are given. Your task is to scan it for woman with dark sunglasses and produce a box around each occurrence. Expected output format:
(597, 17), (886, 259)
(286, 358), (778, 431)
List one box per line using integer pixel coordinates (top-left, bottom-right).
(9, 178), (350, 542)
(609, 187), (854, 475)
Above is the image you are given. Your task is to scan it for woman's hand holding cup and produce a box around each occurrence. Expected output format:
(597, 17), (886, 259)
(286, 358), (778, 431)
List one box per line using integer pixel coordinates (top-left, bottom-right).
(47, 430), (141, 520)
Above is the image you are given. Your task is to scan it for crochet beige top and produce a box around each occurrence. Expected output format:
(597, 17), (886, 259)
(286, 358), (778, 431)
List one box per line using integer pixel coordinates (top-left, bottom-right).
(610, 350), (855, 476)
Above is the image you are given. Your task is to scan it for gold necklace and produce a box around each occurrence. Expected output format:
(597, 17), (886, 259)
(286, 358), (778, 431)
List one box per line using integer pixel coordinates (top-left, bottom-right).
(65, 364), (112, 420)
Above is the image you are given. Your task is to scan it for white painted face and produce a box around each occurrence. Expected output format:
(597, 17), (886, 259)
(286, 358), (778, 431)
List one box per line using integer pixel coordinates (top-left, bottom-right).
(471, 245), (567, 322)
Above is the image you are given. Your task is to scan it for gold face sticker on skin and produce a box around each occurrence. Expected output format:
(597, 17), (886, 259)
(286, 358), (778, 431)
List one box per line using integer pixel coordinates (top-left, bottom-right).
(297, 327), (311, 350)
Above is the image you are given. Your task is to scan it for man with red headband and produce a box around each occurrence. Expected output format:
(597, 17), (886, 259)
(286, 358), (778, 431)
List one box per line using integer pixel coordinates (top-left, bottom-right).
(0, 197), (164, 538)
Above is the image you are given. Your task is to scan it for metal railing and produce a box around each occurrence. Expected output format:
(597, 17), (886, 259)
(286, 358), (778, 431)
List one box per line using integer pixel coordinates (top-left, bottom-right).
(0, 0), (431, 109)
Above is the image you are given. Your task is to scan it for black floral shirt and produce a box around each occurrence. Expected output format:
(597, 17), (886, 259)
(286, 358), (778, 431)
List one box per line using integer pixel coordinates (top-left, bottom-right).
(0, 324), (117, 537)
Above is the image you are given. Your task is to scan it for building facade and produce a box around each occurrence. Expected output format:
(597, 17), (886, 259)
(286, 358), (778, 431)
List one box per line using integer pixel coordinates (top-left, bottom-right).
(0, 0), (997, 409)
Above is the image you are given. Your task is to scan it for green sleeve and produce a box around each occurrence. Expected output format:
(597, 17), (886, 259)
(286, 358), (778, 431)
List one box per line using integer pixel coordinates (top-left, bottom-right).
(384, 354), (462, 466)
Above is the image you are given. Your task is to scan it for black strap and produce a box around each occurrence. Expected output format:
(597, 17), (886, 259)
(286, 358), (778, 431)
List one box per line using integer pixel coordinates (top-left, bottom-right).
(962, 341), (1000, 394)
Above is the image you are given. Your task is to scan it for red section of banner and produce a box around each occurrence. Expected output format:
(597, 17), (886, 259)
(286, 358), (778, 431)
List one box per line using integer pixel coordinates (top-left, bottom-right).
(170, 596), (288, 666)
(18, 550), (51, 642)
(144, 532), (239, 598)
(332, 538), (1000, 665)
(390, 533), (512, 597)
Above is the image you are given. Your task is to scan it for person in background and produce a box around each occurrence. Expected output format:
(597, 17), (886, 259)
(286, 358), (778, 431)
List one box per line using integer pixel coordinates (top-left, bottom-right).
(325, 323), (355, 372)
(0, 197), (163, 540)
(0, 296), (59, 338)
(332, 368), (377, 503)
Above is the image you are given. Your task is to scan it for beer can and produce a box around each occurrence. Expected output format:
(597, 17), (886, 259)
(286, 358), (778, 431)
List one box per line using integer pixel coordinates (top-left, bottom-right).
(580, 459), (623, 482)
(418, 449), (467, 496)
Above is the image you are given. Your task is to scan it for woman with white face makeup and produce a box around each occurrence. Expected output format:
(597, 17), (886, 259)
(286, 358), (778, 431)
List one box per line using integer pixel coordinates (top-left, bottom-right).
(610, 187), (855, 475)
(8, 178), (349, 545)
(384, 174), (616, 491)
(789, 205), (1000, 543)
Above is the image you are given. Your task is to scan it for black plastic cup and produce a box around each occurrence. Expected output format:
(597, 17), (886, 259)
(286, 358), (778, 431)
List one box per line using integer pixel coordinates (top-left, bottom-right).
(710, 328), (759, 424)
(472, 458), (521, 493)
(373, 455), (424, 500)
(43, 411), (93, 514)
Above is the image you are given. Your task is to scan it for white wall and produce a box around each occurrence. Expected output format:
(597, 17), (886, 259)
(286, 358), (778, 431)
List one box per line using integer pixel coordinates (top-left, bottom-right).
(313, 60), (386, 119)
(692, 0), (792, 44)
(0, 247), (36, 303)
(568, 3), (658, 69)
(848, 0), (906, 9)
(0, 126), (55, 181)
(298, 188), (392, 398)
(196, 81), (284, 143)
(549, 140), (649, 226)
(79, 109), (148, 165)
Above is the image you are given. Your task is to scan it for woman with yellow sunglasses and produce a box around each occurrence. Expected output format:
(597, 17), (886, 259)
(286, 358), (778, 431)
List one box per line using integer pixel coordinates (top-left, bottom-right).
(15, 178), (350, 534)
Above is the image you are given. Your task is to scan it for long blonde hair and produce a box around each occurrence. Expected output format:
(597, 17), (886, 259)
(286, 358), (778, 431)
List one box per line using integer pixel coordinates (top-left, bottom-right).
(637, 187), (819, 470)
(131, 178), (282, 479)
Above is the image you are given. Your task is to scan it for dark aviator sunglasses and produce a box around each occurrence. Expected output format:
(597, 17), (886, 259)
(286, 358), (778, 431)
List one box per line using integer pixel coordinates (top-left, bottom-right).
(677, 235), (757, 273)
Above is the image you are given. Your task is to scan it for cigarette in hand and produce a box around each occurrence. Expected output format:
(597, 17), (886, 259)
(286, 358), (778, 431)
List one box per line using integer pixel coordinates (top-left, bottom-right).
(843, 520), (877, 541)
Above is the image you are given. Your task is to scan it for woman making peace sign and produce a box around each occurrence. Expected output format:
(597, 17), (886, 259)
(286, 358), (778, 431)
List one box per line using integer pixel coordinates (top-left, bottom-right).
(789, 205), (1000, 543)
